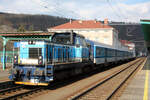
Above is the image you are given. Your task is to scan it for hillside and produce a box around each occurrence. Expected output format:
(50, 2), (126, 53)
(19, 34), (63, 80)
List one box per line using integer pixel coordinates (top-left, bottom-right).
(0, 12), (70, 51)
(0, 12), (69, 31)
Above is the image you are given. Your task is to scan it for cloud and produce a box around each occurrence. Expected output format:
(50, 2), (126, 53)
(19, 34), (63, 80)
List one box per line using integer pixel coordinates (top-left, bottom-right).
(116, 1), (150, 21)
(0, 0), (149, 22)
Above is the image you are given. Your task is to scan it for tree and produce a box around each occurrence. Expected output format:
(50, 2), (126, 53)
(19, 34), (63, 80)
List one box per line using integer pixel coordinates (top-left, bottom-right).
(29, 24), (34, 31)
(17, 24), (26, 32)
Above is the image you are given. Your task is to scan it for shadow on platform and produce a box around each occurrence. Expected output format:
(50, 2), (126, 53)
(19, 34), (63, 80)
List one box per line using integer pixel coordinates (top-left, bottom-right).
(142, 56), (150, 70)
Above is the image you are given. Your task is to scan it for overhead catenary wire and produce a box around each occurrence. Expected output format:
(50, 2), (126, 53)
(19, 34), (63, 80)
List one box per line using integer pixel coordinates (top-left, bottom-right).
(33, 0), (84, 20)
(111, 0), (129, 21)
(106, 0), (122, 19)
(31, 0), (67, 18)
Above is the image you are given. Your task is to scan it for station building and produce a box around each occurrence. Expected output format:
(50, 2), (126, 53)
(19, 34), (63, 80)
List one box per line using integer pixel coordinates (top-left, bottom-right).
(48, 19), (120, 48)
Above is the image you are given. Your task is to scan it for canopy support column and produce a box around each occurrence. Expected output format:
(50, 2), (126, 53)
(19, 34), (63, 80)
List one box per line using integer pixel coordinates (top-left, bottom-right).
(2, 38), (7, 70)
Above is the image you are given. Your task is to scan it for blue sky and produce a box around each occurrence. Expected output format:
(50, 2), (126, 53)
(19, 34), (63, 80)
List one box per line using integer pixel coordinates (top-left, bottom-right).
(0, 0), (149, 22)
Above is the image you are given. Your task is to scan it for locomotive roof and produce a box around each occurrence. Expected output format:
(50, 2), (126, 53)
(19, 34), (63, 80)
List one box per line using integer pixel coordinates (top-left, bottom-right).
(52, 32), (85, 38)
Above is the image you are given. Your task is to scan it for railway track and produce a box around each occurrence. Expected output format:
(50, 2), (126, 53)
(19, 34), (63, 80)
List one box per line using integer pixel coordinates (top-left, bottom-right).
(70, 58), (146, 100)
(0, 85), (45, 100)
(0, 81), (46, 100)
(0, 81), (15, 90)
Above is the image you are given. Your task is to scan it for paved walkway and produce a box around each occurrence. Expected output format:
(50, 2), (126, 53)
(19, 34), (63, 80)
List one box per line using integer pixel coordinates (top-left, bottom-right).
(120, 57), (150, 100)
(0, 68), (10, 82)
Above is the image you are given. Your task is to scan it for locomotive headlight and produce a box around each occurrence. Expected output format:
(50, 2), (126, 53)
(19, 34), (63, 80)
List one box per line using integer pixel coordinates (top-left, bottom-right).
(39, 56), (42, 59)
(14, 55), (18, 64)
(14, 56), (17, 59)
(38, 56), (43, 65)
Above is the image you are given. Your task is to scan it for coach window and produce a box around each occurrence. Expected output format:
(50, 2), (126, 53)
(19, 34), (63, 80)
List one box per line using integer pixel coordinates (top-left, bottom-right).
(96, 47), (101, 56)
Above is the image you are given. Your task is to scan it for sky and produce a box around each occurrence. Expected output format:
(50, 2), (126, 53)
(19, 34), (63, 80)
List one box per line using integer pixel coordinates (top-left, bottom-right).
(0, 0), (149, 22)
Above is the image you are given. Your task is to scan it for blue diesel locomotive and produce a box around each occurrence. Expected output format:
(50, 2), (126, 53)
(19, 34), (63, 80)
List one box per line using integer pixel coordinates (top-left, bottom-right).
(10, 32), (92, 86)
(9, 32), (135, 86)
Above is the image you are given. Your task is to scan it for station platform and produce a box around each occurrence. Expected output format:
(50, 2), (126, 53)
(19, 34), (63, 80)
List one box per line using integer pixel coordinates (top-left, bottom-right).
(0, 69), (10, 82)
(120, 57), (150, 100)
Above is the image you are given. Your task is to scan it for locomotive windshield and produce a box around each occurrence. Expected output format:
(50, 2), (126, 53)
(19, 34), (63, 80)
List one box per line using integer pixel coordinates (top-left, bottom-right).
(29, 48), (42, 59)
(52, 33), (73, 45)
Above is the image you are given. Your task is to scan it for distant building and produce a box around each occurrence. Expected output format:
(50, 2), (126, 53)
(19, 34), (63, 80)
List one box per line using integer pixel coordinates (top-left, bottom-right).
(48, 19), (119, 48)
(120, 40), (135, 51)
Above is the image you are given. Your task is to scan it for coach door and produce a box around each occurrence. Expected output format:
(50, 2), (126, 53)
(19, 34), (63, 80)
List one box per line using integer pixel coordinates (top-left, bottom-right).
(87, 43), (93, 62)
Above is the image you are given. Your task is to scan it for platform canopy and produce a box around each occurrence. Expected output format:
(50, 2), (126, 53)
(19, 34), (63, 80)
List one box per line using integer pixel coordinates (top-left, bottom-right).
(140, 20), (150, 53)
(140, 20), (150, 42)
(0, 32), (54, 40)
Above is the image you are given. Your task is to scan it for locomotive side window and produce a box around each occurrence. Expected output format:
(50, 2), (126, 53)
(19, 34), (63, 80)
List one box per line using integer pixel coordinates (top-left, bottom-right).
(75, 36), (80, 45)
(75, 36), (87, 47)
(81, 38), (87, 47)
(29, 48), (42, 59)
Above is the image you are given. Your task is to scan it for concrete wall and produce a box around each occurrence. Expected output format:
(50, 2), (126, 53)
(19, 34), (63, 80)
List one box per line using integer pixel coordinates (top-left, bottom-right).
(48, 28), (115, 46)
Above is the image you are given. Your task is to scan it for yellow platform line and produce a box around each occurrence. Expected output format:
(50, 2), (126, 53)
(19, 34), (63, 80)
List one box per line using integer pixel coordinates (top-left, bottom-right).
(143, 70), (149, 100)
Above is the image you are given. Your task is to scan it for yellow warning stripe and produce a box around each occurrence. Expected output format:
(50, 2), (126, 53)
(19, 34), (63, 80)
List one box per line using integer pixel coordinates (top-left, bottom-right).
(143, 70), (149, 100)
(15, 81), (48, 86)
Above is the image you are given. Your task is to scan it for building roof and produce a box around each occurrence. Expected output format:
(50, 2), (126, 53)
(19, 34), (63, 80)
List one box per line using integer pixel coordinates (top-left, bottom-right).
(120, 40), (133, 44)
(50, 20), (113, 29)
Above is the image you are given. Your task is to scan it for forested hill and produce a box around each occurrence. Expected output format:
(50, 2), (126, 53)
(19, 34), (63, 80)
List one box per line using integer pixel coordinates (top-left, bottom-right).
(0, 12), (69, 31)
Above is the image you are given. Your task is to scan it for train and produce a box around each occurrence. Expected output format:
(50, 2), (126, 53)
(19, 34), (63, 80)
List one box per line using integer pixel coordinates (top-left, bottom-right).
(9, 32), (135, 86)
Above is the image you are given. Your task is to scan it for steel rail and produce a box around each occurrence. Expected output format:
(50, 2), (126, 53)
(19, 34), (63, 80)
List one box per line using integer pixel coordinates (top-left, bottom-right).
(106, 58), (145, 100)
(0, 85), (23, 95)
(0, 81), (15, 90)
(71, 58), (144, 100)
(1, 87), (44, 100)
